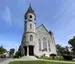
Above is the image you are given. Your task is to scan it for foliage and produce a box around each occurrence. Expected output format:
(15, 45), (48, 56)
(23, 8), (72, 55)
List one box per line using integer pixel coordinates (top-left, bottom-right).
(39, 56), (64, 60)
(13, 52), (19, 58)
(56, 44), (65, 55)
(62, 50), (73, 60)
(9, 48), (15, 55)
(50, 53), (56, 58)
(63, 55), (73, 60)
(56, 44), (70, 56)
(9, 48), (15, 57)
(0, 46), (7, 54)
(13, 45), (22, 58)
(18, 45), (22, 57)
(68, 36), (75, 55)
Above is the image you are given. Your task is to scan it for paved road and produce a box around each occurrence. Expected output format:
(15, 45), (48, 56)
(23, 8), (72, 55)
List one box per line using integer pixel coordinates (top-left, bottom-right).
(0, 58), (8, 62)
(0, 58), (12, 64)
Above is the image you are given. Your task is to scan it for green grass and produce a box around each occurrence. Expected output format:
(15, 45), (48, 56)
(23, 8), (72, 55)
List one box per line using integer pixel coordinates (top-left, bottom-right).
(9, 61), (71, 64)
(39, 56), (64, 60)
(39, 56), (75, 62)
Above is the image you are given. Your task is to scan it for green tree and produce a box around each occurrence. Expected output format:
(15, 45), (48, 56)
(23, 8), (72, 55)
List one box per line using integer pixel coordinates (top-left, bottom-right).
(14, 45), (22, 58)
(9, 48), (15, 55)
(56, 44), (65, 55)
(18, 45), (22, 57)
(0, 46), (6, 54)
(68, 36), (75, 55)
(65, 46), (69, 51)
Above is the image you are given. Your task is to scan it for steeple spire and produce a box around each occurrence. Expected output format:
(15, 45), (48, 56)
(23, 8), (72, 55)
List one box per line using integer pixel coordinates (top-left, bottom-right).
(25, 3), (36, 17)
(29, 2), (31, 8)
(27, 3), (34, 12)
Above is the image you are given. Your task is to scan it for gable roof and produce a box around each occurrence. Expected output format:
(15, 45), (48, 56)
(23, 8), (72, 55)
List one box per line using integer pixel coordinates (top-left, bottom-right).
(36, 24), (49, 33)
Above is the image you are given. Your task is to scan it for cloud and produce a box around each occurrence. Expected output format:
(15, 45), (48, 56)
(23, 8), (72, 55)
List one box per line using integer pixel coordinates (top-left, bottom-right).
(2, 6), (12, 26)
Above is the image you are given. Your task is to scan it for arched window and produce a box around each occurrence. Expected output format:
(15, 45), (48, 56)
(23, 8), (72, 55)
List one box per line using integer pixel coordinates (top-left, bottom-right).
(48, 41), (51, 51)
(30, 35), (33, 41)
(43, 38), (47, 51)
(30, 24), (32, 29)
(39, 39), (41, 51)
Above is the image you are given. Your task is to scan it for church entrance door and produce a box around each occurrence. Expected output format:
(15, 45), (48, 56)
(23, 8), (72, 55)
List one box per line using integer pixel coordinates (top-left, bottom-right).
(29, 46), (34, 56)
(24, 46), (27, 56)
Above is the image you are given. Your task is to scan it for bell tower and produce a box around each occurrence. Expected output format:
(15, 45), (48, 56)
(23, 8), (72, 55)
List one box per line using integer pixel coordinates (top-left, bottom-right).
(21, 3), (36, 56)
(24, 3), (36, 33)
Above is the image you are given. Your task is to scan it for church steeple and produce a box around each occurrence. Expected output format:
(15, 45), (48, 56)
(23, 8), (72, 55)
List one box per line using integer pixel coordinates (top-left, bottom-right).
(25, 3), (36, 17)
(27, 3), (34, 12)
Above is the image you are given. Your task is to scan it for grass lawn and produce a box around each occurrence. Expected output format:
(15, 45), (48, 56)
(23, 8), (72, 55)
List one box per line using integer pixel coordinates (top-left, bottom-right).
(39, 56), (75, 62)
(9, 61), (72, 64)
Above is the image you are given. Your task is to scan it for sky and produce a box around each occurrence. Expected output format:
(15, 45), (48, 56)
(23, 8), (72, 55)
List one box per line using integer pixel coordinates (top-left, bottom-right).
(0, 0), (75, 51)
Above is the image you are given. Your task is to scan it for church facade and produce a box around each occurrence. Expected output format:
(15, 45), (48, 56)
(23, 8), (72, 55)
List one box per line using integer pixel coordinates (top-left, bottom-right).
(21, 4), (57, 57)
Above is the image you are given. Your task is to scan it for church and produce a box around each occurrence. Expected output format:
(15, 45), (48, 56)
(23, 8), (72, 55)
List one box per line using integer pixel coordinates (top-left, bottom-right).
(20, 4), (57, 57)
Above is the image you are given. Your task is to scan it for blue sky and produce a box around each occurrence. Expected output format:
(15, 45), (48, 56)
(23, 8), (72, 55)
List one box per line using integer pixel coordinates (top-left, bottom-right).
(0, 0), (75, 51)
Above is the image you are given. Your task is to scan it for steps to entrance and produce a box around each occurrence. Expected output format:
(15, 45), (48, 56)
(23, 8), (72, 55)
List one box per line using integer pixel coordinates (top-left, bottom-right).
(11, 56), (37, 61)
(21, 56), (37, 60)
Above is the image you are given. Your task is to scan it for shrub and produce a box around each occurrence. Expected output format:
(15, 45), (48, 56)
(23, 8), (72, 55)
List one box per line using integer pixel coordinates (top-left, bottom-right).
(62, 50), (73, 60)
(50, 53), (56, 58)
(63, 55), (73, 60)
(13, 55), (19, 58)
(13, 51), (19, 58)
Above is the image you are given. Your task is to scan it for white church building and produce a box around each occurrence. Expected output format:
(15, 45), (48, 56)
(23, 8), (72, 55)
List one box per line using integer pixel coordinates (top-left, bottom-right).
(21, 4), (57, 57)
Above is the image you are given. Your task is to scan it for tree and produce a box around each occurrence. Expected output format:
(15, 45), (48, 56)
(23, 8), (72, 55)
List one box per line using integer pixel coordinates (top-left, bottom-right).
(18, 45), (22, 57)
(9, 48), (15, 57)
(0, 46), (7, 54)
(13, 45), (22, 58)
(56, 44), (66, 55)
(68, 36), (75, 55)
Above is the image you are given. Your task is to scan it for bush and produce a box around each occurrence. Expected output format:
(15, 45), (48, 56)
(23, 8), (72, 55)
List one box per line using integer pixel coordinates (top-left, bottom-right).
(62, 50), (73, 60)
(13, 51), (19, 58)
(63, 55), (73, 60)
(50, 53), (56, 58)
(13, 55), (19, 58)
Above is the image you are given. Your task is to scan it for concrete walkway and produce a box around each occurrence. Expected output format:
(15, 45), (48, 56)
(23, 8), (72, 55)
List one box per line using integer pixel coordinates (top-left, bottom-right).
(0, 58), (12, 64)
